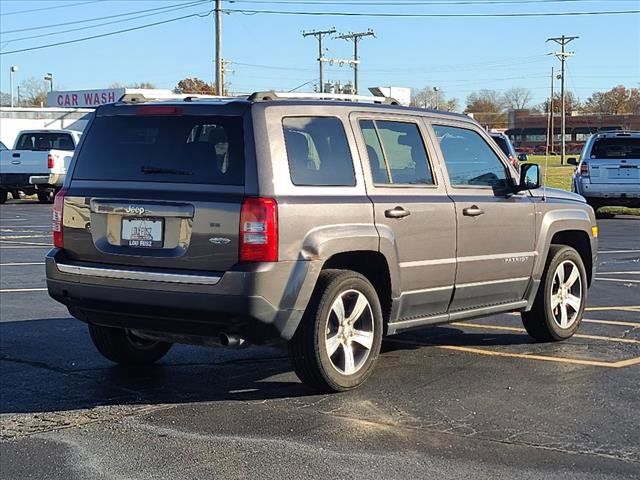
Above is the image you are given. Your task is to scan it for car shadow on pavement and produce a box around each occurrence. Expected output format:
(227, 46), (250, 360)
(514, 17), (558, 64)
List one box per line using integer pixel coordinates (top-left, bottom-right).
(1, 319), (535, 415)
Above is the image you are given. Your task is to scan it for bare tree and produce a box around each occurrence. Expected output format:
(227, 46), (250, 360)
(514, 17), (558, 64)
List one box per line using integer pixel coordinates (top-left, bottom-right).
(108, 82), (157, 89)
(174, 77), (218, 95)
(18, 77), (48, 107)
(502, 87), (532, 110)
(464, 89), (507, 128)
(411, 86), (458, 111)
(539, 91), (581, 115)
(583, 85), (640, 115)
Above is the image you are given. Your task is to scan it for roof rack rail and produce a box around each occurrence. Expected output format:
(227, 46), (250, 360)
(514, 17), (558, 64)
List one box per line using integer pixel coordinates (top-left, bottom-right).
(118, 92), (228, 104)
(247, 90), (400, 105)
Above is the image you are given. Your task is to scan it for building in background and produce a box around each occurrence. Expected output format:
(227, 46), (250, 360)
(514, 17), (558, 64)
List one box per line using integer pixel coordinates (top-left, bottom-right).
(506, 109), (640, 153)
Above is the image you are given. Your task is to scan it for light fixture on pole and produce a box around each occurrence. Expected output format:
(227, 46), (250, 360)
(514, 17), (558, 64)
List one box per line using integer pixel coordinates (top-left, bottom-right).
(44, 73), (54, 92)
(10, 65), (19, 108)
(433, 87), (440, 110)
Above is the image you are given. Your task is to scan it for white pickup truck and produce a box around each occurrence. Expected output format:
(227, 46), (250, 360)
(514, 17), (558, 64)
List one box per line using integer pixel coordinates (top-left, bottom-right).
(0, 129), (81, 204)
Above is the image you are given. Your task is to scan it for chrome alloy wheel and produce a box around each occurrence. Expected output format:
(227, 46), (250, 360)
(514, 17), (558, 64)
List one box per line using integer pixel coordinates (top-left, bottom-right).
(550, 260), (583, 329)
(325, 289), (375, 375)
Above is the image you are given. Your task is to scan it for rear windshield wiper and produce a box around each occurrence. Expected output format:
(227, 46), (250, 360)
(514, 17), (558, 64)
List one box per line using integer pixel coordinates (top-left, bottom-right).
(141, 166), (193, 175)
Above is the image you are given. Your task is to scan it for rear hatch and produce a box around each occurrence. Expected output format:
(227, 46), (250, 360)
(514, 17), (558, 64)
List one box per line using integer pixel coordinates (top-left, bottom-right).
(587, 134), (640, 184)
(61, 102), (251, 273)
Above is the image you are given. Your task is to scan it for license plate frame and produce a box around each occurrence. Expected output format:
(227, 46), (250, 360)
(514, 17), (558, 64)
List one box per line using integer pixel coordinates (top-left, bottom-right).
(121, 217), (164, 248)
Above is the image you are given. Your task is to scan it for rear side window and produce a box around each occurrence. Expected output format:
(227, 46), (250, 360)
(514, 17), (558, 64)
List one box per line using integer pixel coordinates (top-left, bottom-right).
(360, 120), (434, 185)
(16, 132), (74, 151)
(73, 115), (244, 185)
(433, 125), (508, 188)
(283, 117), (355, 186)
(590, 138), (640, 159)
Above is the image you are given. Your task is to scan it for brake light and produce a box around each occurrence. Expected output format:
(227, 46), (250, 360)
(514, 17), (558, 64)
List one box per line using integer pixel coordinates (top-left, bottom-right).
(580, 162), (589, 177)
(47, 154), (54, 169)
(239, 197), (278, 262)
(52, 188), (67, 248)
(136, 106), (182, 116)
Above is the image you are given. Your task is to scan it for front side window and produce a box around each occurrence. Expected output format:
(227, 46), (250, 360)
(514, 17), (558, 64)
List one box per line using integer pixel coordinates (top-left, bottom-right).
(283, 117), (355, 186)
(359, 120), (434, 185)
(433, 125), (509, 188)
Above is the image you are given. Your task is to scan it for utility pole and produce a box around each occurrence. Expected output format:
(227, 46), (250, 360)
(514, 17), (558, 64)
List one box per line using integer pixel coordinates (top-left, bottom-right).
(336, 29), (375, 94)
(547, 35), (578, 165)
(302, 28), (336, 93)
(547, 66), (554, 156)
(215, 0), (223, 95)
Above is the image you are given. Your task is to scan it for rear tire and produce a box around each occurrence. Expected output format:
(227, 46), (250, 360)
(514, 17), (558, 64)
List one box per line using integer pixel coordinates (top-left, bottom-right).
(0, 191), (7, 204)
(288, 270), (383, 392)
(521, 245), (587, 342)
(88, 324), (172, 365)
(37, 190), (54, 204)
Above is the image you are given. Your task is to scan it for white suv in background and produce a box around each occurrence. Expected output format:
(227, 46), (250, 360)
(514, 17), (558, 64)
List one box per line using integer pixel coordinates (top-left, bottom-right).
(570, 131), (640, 216)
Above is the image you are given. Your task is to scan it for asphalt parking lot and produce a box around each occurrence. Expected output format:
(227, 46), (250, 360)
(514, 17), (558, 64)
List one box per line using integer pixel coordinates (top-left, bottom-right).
(0, 200), (638, 480)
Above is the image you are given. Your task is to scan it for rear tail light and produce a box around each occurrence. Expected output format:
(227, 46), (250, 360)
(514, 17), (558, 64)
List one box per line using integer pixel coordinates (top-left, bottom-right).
(47, 154), (54, 169)
(580, 162), (589, 177)
(52, 188), (67, 248)
(239, 197), (278, 262)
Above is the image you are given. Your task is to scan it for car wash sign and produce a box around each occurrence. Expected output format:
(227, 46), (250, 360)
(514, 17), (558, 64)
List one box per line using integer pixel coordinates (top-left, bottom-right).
(48, 88), (125, 108)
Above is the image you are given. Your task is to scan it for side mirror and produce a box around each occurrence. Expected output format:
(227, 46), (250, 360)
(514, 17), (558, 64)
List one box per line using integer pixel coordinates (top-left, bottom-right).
(518, 163), (541, 191)
(567, 157), (578, 166)
(517, 153), (528, 162)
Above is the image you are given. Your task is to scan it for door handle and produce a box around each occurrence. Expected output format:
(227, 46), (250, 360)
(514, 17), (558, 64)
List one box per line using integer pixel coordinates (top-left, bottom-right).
(463, 205), (485, 217)
(385, 206), (411, 219)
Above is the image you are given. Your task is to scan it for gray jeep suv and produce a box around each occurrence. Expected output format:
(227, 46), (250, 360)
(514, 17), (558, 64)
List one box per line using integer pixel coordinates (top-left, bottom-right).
(46, 91), (598, 392)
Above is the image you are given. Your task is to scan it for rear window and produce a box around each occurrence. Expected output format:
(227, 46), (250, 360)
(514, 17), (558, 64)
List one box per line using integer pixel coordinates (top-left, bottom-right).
(73, 115), (244, 185)
(590, 138), (640, 159)
(16, 132), (75, 151)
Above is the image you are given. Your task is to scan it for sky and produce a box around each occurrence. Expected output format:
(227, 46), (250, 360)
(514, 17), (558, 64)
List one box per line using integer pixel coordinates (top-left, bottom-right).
(0, 0), (639, 110)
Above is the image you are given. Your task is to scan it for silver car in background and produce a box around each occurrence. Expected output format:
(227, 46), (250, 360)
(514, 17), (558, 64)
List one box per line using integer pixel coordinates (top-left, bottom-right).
(570, 131), (640, 216)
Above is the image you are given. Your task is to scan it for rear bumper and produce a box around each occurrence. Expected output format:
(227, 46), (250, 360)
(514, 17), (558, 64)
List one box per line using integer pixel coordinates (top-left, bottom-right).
(46, 249), (320, 342)
(575, 178), (640, 203)
(30, 173), (64, 187)
(0, 173), (41, 190)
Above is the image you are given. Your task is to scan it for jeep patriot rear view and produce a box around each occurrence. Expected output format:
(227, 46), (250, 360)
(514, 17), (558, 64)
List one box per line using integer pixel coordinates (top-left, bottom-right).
(46, 91), (598, 392)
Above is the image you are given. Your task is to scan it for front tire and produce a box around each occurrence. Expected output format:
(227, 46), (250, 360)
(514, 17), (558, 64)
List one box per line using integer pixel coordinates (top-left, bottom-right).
(521, 246), (587, 341)
(88, 324), (172, 365)
(288, 270), (383, 392)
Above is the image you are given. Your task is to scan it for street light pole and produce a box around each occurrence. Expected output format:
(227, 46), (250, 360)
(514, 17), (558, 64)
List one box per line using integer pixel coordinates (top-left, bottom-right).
(44, 73), (54, 92)
(10, 65), (18, 108)
(433, 87), (440, 110)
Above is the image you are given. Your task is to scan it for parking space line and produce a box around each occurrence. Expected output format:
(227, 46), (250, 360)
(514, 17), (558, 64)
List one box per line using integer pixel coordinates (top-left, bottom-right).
(0, 262), (45, 266)
(586, 306), (640, 312)
(436, 345), (640, 368)
(584, 319), (640, 327)
(451, 322), (640, 344)
(0, 245), (51, 249)
(597, 271), (640, 275)
(595, 278), (640, 284)
(0, 288), (48, 293)
(0, 240), (52, 246)
(598, 250), (640, 254)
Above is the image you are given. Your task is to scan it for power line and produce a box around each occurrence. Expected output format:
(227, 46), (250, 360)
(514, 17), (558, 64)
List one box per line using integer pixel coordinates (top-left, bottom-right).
(0, 0), (102, 16)
(2, 1), (211, 45)
(0, 9), (215, 56)
(229, 0), (639, 5)
(223, 7), (640, 16)
(1, 0), (209, 35)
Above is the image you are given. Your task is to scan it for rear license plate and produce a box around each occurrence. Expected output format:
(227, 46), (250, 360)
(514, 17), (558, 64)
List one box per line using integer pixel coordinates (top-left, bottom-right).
(121, 217), (164, 248)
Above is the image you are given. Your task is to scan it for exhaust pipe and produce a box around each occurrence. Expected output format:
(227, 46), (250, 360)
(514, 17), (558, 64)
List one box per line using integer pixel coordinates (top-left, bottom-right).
(219, 333), (247, 348)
